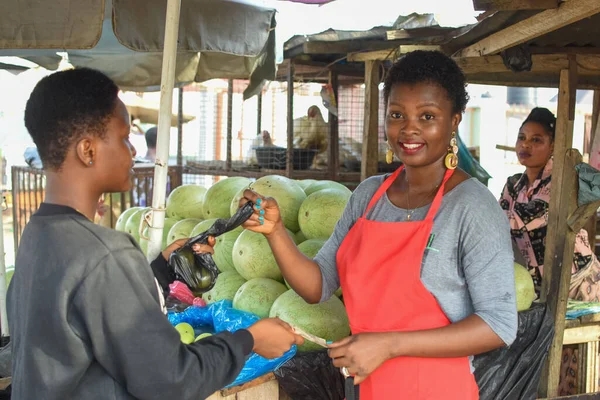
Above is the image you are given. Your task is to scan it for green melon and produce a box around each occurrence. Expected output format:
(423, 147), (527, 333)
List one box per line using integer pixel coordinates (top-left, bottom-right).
(201, 270), (247, 304)
(167, 218), (202, 245)
(213, 227), (244, 273)
(115, 207), (142, 232)
(297, 179), (317, 191)
(299, 188), (350, 240)
(514, 262), (536, 311)
(140, 217), (178, 255)
(166, 184), (207, 220)
(270, 290), (350, 352)
(247, 175), (306, 232)
(303, 180), (351, 197)
(190, 219), (218, 238)
(233, 278), (288, 318)
(125, 208), (150, 243)
(298, 239), (326, 258)
(203, 177), (252, 219)
(294, 230), (306, 245)
(232, 229), (290, 281)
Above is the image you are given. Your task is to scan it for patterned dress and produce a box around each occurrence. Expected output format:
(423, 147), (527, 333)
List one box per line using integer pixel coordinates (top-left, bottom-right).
(499, 158), (599, 300)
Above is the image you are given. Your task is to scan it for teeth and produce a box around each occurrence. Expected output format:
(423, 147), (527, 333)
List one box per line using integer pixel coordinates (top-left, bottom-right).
(402, 143), (422, 149)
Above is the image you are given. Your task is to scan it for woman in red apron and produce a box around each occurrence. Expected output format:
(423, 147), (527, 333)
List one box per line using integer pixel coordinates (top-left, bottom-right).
(240, 51), (517, 399)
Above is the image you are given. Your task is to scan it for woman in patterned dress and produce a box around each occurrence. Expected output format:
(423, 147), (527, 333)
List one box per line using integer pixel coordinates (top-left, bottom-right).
(499, 107), (600, 395)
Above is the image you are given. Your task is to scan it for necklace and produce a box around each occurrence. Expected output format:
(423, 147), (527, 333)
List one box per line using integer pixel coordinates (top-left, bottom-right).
(405, 176), (441, 221)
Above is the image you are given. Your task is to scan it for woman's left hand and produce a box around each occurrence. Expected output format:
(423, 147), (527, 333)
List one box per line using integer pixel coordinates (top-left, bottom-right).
(328, 332), (393, 384)
(161, 236), (216, 261)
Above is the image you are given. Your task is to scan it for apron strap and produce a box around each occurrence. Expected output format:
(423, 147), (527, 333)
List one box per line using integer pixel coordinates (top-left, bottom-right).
(424, 168), (455, 222)
(363, 166), (404, 217)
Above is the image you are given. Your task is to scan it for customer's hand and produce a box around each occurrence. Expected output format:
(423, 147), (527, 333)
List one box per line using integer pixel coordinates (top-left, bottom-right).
(239, 189), (284, 237)
(162, 236), (216, 261)
(247, 318), (304, 359)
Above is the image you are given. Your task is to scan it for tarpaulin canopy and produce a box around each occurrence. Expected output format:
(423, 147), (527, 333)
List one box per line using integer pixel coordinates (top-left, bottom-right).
(0, 0), (277, 98)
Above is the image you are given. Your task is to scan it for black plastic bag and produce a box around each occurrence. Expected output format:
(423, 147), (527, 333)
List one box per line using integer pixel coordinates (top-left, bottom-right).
(275, 350), (346, 400)
(473, 303), (554, 400)
(168, 201), (254, 295)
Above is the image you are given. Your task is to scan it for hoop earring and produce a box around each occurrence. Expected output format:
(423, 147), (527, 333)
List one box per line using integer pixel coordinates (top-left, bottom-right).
(444, 132), (458, 170)
(386, 143), (394, 164)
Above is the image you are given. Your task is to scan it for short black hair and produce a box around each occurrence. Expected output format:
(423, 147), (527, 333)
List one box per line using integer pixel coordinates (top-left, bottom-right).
(383, 50), (470, 114)
(145, 127), (157, 149)
(24, 68), (119, 170)
(522, 107), (556, 140)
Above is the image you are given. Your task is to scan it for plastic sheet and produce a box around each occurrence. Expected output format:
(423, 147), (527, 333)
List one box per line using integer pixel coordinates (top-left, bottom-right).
(168, 300), (297, 388)
(168, 202), (254, 294)
(274, 349), (345, 400)
(473, 303), (554, 400)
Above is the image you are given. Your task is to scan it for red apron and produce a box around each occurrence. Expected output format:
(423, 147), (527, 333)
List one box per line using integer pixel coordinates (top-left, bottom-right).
(336, 166), (479, 400)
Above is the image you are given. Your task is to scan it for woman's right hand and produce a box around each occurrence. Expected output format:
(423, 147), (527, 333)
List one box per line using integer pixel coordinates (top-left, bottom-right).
(247, 318), (304, 359)
(239, 189), (283, 236)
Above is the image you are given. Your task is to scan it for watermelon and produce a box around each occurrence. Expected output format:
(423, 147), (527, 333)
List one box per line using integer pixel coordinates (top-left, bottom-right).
(304, 180), (351, 197)
(247, 175), (306, 232)
(190, 219), (218, 237)
(203, 177), (251, 219)
(214, 227), (244, 272)
(201, 270), (247, 304)
(299, 188), (350, 240)
(166, 184), (207, 220)
(297, 179), (317, 191)
(233, 278), (288, 318)
(125, 208), (150, 243)
(270, 290), (350, 352)
(140, 217), (178, 255)
(115, 207), (142, 232)
(5, 267), (14, 289)
(284, 239), (326, 290)
(298, 239), (326, 258)
(232, 229), (290, 281)
(167, 218), (202, 245)
(294, 230), (307, 244)
(514, 262), (536, 311)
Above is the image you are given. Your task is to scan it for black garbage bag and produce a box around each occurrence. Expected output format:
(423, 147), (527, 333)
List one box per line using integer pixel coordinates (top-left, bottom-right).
(473, 303), (554, 400)
(168, 201), (254, 295)
(275, 349), (346, 400)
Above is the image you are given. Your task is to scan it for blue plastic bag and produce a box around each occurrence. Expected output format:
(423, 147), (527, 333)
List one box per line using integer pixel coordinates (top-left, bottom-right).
(168, 300), (297, 388)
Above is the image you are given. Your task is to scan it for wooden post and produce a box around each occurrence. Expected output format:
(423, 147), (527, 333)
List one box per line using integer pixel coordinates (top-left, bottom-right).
(328, 70), (339, 181)
(226, 79), (233, 171)
(257, 92), (262, 136)
(361, 60), (380, 181)
(177, 87), (184, 167)
(176, 87), (184, 184)
(539, 66), (578, 398)
(286, 62), (294, 177)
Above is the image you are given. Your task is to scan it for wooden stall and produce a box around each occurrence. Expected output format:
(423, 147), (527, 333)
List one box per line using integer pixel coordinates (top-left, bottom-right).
(10, 165), (182, 251)
(338, 0), (600, 397)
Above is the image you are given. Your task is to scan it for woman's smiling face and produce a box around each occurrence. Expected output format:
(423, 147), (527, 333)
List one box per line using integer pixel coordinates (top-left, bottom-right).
(385, 82), (461, 168)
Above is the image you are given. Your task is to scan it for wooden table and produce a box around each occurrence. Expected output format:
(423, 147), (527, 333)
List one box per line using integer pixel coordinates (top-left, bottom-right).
(207, 373), (290, 400)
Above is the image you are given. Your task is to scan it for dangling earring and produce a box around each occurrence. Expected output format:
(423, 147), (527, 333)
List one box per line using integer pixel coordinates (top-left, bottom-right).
(386, 143), (394, 164)
(444, 132), (458, 170)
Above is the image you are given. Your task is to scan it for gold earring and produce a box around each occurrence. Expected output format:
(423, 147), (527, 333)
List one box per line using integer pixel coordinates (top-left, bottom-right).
(386, 143), (394, 164)
(444, 132), (458, 170)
